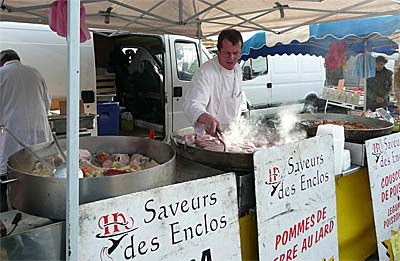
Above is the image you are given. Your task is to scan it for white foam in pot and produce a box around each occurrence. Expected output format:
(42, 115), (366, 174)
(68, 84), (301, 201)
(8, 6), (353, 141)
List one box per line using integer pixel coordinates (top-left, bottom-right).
(316, 124), (345, 175)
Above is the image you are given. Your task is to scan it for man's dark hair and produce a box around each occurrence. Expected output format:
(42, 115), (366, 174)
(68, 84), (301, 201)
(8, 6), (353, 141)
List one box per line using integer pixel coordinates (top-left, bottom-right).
(217, 29), (243, 50)
(0, 49), (20, 64)
(376, 55), (388, 64)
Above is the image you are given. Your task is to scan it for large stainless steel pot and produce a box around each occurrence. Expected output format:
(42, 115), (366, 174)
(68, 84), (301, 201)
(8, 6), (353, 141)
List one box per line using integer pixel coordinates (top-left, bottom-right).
(6, 136), (176, 220)
(171, 128), (254, 172)
(298, 113), (393, 143)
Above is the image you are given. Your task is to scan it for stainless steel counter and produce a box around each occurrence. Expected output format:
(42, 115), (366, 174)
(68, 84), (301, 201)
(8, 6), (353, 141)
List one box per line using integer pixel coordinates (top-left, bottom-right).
(341, 165), (363, 177)
(0, 156), (226, 260)
(0, 156), (363, 260)
(48, 113), (96, 135)
(175, 156), (225, 183)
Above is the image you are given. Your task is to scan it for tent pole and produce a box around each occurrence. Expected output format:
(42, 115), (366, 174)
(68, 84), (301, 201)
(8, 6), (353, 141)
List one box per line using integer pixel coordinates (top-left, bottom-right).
(3, 0), (104, 12)
(199, 0), (277, 32)
(280, 0), (375, 34)
(108, 0), (176, 25)
(109, 0), (167, 37)
(184, 0), (227, 23)
(110, 13), (173, 34)
(179, 0), (183, 24)
(198, 21), (203, 64)
(66, 0), (80, 260)
(363, 39), (368, 112)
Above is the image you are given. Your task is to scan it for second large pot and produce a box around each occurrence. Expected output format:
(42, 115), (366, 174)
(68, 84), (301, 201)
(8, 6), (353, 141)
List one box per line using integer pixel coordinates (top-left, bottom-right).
(6, 136), (176, 220)
(171, 128), (254, 172)
(298, 113), (393, 143)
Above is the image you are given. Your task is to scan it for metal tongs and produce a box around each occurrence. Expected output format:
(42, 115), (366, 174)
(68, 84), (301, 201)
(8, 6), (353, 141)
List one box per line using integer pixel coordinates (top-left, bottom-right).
(0, 125), (66, 177)
(216, 129), (227, 152)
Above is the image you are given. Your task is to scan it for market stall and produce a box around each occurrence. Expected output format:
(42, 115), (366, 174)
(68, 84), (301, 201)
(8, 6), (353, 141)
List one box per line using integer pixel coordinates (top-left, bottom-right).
(237, 22), (399, 260)
(240, 15), (400, 112)
(169, 112), (398, 260)
(1, 1), (400, 260)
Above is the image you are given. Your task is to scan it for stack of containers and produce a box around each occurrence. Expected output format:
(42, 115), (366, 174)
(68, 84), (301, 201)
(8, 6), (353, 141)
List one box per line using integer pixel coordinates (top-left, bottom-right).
(316, 124), (345, 175)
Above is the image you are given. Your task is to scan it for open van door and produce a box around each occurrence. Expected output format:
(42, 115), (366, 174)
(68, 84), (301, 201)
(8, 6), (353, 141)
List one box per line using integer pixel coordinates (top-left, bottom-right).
(167, 35), (211, 132)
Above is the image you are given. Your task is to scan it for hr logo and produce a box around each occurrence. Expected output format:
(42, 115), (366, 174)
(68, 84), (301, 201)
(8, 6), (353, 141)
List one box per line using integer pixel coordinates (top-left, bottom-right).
(266, 166), (281, 185)
(372, 142), (382, 154)
(96, 212), (138, 260)
(371, 142), (383, 164)
(266, 166), (282, 197)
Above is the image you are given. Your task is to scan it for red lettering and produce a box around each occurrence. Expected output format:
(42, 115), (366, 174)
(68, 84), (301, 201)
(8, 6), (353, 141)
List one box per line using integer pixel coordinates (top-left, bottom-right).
(276, 244), (298, 261)
(298, 220), (305, 234)
(310, 214), (315, 227)
(98, 215), (110, 235)
(275, 234), (282, 250)
(111, 212), (127, 233)
(305, 217), (310, 230)
(372, 143), (381, 154)
(289, 224), (297, 240)
(324, 223), (330, 235)
(98, 212), (133, 236)
(282, 230), (288, 246)
(382, 190), (389, 203)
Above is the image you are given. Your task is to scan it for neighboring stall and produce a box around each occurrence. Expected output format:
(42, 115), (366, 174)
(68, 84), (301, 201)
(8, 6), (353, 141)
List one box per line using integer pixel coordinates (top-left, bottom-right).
(240, 15), (400, 112)
(1, 1), (400, 260)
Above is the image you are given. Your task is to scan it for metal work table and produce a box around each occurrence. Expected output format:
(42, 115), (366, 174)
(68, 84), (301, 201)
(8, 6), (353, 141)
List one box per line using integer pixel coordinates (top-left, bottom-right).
(0, 156), (226, 260)
(0, 155), (364, 260)
(175, 156), (225, 183)
(341, 165), (363, 177)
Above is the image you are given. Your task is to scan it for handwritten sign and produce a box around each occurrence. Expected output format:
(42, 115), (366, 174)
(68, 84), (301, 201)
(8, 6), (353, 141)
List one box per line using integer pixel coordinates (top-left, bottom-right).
(79, 173), (242, 261)
(366, 133), (400, 261)
(254, 135), (338, 261)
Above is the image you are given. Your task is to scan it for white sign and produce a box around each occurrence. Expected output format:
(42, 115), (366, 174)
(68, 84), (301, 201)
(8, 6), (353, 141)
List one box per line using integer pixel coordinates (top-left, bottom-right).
(254, 135), (339, 261)
(79, 173), (242, 261)
(366, 133), (400, 261)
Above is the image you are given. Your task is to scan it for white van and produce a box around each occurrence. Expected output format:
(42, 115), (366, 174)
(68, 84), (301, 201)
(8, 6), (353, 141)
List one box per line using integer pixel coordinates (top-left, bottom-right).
(241, 54), (326, 115)
(0, 22), (98, 136)
(0, 22), (213, 140)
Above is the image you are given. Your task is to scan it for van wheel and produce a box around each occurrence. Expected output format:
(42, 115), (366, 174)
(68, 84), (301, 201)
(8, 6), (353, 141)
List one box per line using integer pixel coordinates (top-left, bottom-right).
(303, 97), (317, 113)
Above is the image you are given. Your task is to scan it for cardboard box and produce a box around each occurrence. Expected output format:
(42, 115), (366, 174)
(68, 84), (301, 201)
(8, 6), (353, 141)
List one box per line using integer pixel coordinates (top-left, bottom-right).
(337, 91), (347, 103)
(322, 87), (338, 100)
(345, 92), (361, 105)
(59, 100), (84, 115)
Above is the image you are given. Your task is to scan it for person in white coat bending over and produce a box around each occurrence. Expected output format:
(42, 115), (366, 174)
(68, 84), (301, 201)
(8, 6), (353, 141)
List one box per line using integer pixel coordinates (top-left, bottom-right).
(183, 29), (244, 136)
(0, 49), (53, 175)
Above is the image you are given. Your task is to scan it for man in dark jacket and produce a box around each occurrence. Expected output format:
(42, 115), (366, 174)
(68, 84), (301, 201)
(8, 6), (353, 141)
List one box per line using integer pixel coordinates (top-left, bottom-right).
(366, 56), (393, 111)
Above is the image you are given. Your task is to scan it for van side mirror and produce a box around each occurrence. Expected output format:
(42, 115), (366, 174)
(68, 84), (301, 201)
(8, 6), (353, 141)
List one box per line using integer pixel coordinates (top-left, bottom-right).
(243, 66), (252, 81)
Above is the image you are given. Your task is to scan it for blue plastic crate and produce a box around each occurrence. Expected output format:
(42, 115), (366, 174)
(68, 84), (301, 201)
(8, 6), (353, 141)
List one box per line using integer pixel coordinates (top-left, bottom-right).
(97, 102), (120, 136)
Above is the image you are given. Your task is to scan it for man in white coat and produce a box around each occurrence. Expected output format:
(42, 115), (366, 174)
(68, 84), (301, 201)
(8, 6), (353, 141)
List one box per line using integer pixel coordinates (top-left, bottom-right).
(183, 29), (245, 135)
(0, 49), (53, 175)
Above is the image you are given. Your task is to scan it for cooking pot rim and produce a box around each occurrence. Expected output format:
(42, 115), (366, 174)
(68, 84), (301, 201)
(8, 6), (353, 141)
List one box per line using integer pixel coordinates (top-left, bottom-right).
(7, 137), (176, 179)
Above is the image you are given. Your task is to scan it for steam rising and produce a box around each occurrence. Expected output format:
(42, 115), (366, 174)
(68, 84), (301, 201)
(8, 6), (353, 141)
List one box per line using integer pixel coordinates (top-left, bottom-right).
(222, 109), (307, 150)
(276, 108), (307, 144)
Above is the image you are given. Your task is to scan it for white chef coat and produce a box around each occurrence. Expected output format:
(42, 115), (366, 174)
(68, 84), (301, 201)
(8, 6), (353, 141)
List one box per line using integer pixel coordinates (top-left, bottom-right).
(0, 60), (52, 174)
(183, 56), (244, 128)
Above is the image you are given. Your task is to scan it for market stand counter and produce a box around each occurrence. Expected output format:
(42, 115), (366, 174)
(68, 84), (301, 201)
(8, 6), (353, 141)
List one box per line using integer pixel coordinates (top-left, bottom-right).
(336, 167), (377, 260)
(0, 158), (380, 261)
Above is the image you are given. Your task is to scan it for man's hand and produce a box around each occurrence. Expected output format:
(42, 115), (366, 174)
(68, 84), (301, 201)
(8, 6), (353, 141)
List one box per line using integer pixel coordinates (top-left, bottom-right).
(197, 113), (222, 136)
(376, 97), (385, 103)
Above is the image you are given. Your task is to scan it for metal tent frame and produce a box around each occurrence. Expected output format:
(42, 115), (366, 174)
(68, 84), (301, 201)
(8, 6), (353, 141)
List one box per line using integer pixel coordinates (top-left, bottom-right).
(2, 0), (400, 37)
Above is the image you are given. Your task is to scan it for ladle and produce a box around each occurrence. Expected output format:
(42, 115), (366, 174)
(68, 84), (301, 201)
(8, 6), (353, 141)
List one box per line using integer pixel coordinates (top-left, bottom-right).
(0, 125), (66, 178)
(52, 132), (66, 162)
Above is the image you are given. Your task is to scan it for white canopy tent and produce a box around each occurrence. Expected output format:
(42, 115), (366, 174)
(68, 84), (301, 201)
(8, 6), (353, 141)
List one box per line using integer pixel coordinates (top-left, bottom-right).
(1, 0), (400, 260)
(2, 0), (400, 38)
